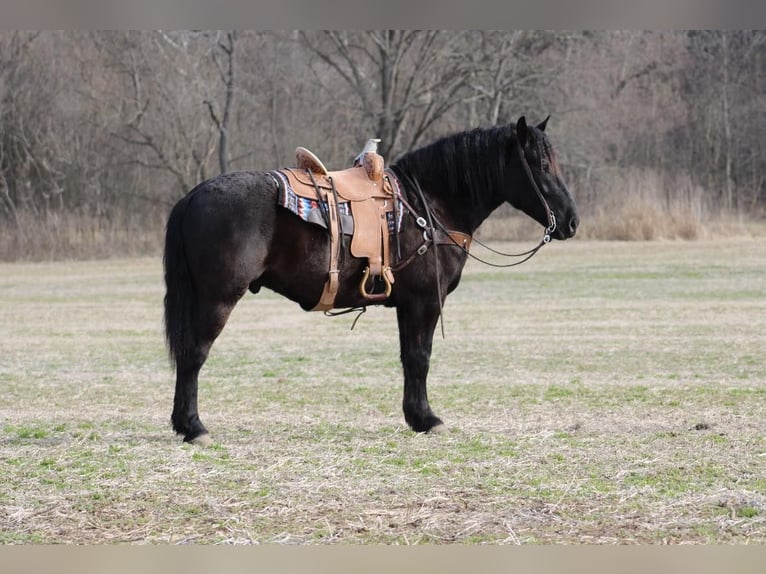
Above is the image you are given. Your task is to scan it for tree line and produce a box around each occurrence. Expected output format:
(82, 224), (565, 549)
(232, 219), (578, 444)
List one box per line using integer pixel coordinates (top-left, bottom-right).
(1, 30), (764, 258)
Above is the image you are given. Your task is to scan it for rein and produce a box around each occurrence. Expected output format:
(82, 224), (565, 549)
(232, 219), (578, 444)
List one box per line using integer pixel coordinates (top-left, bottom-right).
(460, 138), (556, 267)
(326, 135), (557, 332)
(393, 137), (557, 270)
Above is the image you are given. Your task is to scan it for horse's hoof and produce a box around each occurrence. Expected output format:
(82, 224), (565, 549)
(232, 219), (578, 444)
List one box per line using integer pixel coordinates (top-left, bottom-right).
(428, 423), (448, 434)
(190, 433), (212, 446)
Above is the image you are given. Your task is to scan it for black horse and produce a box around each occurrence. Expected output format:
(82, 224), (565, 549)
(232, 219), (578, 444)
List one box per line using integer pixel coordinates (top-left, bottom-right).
(164, 116), (579, 444)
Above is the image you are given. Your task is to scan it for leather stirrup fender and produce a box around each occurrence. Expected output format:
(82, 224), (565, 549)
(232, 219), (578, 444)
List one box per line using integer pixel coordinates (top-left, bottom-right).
(312, 189), (341, 311)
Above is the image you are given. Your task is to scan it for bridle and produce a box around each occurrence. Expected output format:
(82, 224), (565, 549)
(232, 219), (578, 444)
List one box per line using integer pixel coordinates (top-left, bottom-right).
(380, 137), (559, 336)
(328, 134), (560, 332)
(517, 136), (558, 240)
(394, 135), (558, 270)
(457, 136), (557, 268)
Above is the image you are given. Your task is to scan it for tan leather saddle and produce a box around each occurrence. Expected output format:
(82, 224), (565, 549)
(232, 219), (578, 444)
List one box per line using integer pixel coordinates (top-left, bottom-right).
(281, 146), (396, 311)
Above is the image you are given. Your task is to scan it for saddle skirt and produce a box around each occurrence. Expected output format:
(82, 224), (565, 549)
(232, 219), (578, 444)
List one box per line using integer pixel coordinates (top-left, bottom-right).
(271, 156), (401, 311)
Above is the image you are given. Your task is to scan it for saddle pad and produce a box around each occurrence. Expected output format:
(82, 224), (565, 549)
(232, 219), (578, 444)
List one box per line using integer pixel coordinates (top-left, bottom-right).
(270, 170), (403, 235)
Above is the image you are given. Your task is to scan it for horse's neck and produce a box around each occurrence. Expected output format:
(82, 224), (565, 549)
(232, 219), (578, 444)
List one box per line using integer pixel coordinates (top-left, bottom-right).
(397, 168), (503, 234)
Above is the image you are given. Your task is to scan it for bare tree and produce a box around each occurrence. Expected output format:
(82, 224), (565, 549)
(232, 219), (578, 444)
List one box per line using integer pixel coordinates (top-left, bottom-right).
(3, 30), (766, 260)
(461, 31), (565, 126)
(300, 30), (471, 158)
(0, 31), (90, 215)
(90, 31), (222, 196)
(680, 30), (766, 212)
(204, 31), (238, 175)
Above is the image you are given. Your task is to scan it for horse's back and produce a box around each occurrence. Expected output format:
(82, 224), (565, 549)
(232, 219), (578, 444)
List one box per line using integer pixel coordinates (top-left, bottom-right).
(168, 170), (331, 307)
(181, 170), (275, 213)
(171, 171), (280, 299)
(181, 170), (277, 230)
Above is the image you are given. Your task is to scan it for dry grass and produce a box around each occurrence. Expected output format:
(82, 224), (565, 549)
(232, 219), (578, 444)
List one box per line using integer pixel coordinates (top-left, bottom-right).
(581, 199), (766, 242)
(1, 240), (765, 544)
(479, 168), (766, 243)
(478, 203), (766, 243)
(574, 169), (766, 242)
(0, 211), (164, 261)
(3, 166), (766, 262)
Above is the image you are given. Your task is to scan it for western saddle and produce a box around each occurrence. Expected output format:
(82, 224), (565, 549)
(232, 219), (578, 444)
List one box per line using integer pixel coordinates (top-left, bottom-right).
(279, 141), (397, 311)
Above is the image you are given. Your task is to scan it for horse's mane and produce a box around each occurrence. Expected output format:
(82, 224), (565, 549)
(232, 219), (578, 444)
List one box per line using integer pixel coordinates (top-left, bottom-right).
(390, 124), (519, 207)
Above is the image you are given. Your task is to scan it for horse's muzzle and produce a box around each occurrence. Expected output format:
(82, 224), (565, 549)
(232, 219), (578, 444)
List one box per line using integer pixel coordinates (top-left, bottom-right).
(555, 213), (579, 239)
(566, 214), (579, 237)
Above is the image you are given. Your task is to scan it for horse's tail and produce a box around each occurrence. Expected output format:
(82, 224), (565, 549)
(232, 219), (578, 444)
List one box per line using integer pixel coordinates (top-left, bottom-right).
(163, 194), (196, 371)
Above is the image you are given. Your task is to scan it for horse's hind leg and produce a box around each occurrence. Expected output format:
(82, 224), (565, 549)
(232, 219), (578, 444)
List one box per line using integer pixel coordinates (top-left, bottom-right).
(172, 295), (238, 444)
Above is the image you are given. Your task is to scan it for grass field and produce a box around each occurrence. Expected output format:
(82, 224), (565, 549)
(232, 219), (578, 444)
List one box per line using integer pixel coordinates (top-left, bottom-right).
(1, 239), (765, 544)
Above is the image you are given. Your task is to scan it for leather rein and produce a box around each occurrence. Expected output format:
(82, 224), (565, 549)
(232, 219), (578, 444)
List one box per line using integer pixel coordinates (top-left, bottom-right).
(327, 137), (557, 331)
(392, 136), (557, 271)
(381, 137), (557, 336)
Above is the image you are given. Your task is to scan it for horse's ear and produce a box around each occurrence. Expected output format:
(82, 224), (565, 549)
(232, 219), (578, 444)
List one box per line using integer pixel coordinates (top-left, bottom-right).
(537, 115), (550, 132)
(516, 116), (529, 147)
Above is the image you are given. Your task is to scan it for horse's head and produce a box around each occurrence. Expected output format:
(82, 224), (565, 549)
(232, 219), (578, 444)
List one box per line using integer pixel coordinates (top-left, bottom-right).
(508, 116), (579, 239)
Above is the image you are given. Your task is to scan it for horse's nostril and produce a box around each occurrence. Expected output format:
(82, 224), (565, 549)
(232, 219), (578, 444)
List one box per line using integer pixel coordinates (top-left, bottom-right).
(568, 216), (579, 236)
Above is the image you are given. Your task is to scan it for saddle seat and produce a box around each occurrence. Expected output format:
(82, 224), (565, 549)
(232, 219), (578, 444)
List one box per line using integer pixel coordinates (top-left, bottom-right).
(281, 146), (396, 311)
(294, 146), (386, 199)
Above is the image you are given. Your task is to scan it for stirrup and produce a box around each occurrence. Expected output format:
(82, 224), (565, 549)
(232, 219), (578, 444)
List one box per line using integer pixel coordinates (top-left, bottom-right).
(359, 267), (393, 301)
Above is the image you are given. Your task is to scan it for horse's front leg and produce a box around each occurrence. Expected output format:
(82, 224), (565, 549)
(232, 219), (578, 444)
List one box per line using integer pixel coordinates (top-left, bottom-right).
(396, 303), (447, 433)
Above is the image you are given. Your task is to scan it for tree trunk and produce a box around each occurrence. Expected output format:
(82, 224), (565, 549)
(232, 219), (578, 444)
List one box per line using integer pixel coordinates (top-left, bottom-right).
(217, 31), (237, 174)
(721, 31), (734, 211)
